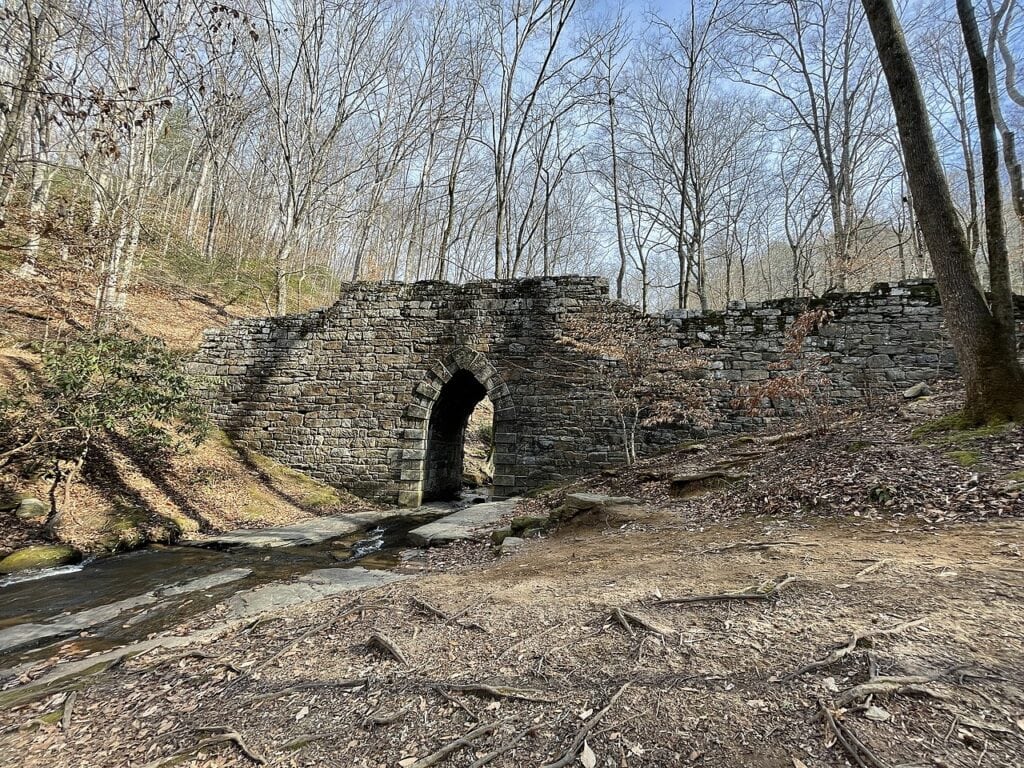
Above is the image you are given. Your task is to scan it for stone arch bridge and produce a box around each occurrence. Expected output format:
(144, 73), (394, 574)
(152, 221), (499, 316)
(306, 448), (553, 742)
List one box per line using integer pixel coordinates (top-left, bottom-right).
(192, 277), (996, 506)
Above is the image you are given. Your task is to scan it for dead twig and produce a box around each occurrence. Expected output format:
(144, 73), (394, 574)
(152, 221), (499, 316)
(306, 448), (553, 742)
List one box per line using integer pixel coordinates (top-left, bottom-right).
(367, 631), (409, 666)
(468, 724), (542, 768)
(819, 699), (889, 768)
(653, 574), (798, 606)
(541, 683), (629, 768)
(783, 618), (926, 680)
(855, 559), (890, 579)
(409, 718), (510, 768)
(410, 595), (487, 632)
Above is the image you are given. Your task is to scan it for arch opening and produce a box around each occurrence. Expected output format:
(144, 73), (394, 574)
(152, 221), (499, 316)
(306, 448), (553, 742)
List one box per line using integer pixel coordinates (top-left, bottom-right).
(422, 369), (492, 501)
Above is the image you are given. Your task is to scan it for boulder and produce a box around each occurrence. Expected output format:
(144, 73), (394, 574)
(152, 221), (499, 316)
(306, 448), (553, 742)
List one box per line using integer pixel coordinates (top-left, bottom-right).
(490, 527), (513, 546)
(0, 545), (79, 574)
(564, 492), (637, 511)
(14, 498), (49, 521)
(669, 471), (746, 499)
(550, 493), (644, 526)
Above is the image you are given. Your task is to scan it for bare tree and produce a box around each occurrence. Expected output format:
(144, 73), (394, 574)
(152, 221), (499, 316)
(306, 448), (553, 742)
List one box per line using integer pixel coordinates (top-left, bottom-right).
(861, 0), (1024, 421)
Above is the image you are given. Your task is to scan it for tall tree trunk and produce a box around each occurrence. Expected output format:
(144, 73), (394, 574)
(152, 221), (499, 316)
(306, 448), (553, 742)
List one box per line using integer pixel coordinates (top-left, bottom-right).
(861, 0), (1024, 422)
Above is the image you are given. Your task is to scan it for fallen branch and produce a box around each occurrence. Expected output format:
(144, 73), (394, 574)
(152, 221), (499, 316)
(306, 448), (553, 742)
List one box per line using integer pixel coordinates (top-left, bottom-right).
(142, 727), (266, 768)
(783, 618), (926, 680)
(60, 691), (76, 731)
(653, 574), (798, 606)
(541, 683), (629, 768)
(409, 718), (509, 768)
(818, 699), (889, 768)
(468, 724), (541, 768)
(367, 631), (409, 666)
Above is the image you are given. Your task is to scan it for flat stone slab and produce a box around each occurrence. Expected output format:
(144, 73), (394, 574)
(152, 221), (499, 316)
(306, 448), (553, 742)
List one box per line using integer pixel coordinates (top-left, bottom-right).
(224, 567), (407, 618)
(184, 510), (409, 549)
(0, 567), (252, 653)
(407, 499), (519, 546)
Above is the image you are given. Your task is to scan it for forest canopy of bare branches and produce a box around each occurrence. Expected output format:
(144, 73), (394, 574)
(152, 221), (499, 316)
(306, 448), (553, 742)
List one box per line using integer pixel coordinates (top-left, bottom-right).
(2, 0), (1023, 317)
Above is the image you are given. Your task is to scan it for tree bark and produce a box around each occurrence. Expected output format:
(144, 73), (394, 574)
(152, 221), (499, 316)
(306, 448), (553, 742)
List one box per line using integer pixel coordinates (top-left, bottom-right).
(861, 0), (1024, 422)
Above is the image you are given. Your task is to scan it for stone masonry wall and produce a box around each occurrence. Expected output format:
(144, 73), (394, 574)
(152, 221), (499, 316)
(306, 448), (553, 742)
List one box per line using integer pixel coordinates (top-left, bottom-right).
(193, 277), (1024, 505)
(192, 278), (629, 506)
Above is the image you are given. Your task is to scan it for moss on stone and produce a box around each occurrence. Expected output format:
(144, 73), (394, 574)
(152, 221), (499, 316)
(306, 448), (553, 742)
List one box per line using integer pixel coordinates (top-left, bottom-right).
(0, 545), (79, 574)
(511, 516), (549, 536)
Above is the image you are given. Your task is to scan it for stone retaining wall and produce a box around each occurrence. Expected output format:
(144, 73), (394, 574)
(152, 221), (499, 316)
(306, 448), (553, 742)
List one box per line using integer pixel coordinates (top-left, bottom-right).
(193, 277), (1024, 505)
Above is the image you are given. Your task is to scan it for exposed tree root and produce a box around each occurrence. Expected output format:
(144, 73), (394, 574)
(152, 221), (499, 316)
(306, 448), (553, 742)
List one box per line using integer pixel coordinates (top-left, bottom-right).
(428, 681), (556, 704)
(249, 678), (368, 702)
(408, 718), (510, 768)
(610, 607), (673, 638)
(142, 726), (266, 768)
(367, 631), (409, 666)
(836, 667), (966, 707)
(653, 574), (798, 606)
(467, 724), (541, 768)
(541, 683), (629, 768)
(783, 618), (926, 680)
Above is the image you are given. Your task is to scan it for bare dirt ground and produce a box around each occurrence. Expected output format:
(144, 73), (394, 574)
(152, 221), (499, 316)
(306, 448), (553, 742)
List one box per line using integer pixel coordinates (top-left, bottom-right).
(1, 388), (1022, 768)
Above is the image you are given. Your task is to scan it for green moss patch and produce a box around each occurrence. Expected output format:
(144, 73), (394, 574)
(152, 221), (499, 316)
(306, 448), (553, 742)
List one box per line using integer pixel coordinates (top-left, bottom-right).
(945, 450), (980, 468)
(0, 545), (79, 574)
(912, 413), (1013, 445)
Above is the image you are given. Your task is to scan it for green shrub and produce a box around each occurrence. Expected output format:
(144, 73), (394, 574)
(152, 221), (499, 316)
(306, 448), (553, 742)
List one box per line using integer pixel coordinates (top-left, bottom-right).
(0, 332), (209, 519)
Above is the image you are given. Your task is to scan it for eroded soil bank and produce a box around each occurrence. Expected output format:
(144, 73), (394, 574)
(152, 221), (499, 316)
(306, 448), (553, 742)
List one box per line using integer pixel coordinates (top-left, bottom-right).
(1, 388), (1022, 768)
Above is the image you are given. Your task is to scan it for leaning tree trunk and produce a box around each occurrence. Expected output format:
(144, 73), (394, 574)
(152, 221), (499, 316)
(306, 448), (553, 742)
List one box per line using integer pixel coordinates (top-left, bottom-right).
(861, 0), (1024, 422)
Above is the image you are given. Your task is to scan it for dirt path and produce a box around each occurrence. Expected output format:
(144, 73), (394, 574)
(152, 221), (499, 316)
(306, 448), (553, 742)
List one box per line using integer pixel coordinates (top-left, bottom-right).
(2, 511), (1022, 768)
(2, 391), (1022, 767)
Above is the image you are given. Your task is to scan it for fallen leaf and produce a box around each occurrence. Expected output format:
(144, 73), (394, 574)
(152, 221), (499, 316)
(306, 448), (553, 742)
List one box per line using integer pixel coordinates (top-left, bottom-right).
(399, 758), (419, 767)
(580, 740), (597, 768)
(792, 758), (809, 768)
(295, 706), (309, 721)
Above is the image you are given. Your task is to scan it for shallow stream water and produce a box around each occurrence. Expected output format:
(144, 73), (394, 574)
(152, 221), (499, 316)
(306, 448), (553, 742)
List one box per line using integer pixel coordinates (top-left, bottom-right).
(0, 510), (446, 669)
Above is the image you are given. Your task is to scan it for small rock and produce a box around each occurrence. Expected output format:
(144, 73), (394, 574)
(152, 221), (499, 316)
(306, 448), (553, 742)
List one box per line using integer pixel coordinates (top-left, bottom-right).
(864, 705), (891, 722)
(500, 536), (524, 554)
(491, 527), (513, 546)
(14, 497), (49, 521)
(902, 382), (932, 399)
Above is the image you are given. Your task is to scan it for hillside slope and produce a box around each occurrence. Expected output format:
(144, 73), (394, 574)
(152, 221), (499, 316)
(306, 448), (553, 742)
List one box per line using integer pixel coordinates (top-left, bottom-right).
(1, 244), (374, 560)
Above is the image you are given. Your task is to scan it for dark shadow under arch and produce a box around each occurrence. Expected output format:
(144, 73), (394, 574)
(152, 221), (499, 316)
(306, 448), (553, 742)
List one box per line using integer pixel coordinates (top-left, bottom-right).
(397, 348), (517, 507)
